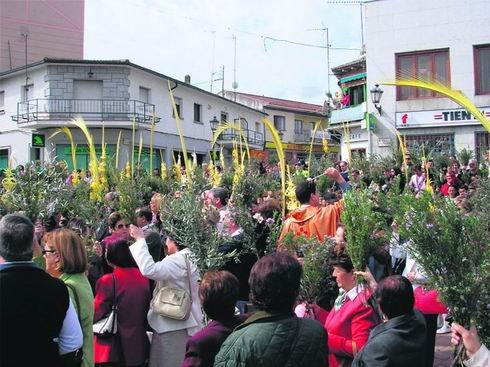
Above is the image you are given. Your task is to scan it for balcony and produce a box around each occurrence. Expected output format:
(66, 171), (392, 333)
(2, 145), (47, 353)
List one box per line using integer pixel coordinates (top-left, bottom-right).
(329, 101), (366, 125)
(11, 99), (160, 128)
(213, 127), (264, 149)
(294, 130), (311, 143)
(294, 130), (328, 144)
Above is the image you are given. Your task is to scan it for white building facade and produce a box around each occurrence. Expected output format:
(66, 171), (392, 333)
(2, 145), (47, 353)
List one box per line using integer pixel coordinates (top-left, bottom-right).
(0, 58), (265, 171)
(365, 0), (490, 160)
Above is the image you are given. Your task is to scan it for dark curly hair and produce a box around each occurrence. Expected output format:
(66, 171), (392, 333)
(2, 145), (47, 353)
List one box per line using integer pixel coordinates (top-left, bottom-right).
(329, 247), (354, 273)
(249, 252), (302, 313)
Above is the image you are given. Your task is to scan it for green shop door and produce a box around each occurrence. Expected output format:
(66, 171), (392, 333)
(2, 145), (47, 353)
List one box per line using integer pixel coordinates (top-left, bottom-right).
(133, 148), (164, 173)
(56, 144), (116, 171)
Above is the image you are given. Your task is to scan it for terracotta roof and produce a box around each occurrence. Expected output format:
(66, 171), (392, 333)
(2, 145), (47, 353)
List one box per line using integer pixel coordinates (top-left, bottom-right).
(233, 92), (324, 114)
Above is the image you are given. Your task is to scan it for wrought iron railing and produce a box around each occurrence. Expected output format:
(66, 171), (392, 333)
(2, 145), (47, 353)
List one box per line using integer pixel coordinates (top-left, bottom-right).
(294, 130), (311, 143)
(217, 128), (264, 146)
(12, 99), (160, 124)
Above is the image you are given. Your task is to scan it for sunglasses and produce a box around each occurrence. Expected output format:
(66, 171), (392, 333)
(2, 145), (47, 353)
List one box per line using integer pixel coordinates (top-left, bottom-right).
(42, 249), (56, 255)
(116, 224), (129, 229)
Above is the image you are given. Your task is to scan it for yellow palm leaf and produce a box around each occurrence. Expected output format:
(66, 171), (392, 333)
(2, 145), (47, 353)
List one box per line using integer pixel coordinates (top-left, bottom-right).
(168, 80), (192, 183)
(383, 79), (490, 133)
(261, 117), (287, 217)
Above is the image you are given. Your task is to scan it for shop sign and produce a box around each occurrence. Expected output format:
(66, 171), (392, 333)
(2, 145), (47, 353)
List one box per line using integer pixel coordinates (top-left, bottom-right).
(396, 107), (490, 128)
(32, 134), (45, 147)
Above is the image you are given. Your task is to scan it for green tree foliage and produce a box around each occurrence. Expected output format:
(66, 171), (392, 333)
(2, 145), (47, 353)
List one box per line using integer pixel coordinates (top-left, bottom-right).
(394, 191), (490, 346)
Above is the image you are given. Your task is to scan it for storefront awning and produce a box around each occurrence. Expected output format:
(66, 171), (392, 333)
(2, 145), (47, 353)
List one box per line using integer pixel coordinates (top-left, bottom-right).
(339, 72), (366, 84)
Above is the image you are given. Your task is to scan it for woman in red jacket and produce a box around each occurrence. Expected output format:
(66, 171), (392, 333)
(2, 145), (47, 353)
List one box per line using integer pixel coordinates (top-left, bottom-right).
(94, 239), (150, 367)
(324, 249), (380, 367)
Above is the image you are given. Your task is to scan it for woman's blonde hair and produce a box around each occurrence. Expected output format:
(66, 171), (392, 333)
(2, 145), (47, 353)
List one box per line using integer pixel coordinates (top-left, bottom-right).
(151, 193), (164, 211)
(44, 229), (88, 274)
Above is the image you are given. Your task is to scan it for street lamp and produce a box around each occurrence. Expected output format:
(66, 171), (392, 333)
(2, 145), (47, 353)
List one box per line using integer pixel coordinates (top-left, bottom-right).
(209, 116), (219, 132)
(370, 84), (384, 114)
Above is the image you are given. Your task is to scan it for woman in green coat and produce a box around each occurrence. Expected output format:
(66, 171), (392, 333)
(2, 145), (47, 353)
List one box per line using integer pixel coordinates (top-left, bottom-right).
(44, 229), (95, 367)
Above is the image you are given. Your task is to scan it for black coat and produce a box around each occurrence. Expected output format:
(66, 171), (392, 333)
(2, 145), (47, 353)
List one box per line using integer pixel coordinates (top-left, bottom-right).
(218, 234), (257, 301)
(352, 311), (426, 367)
(0, 263), (69, 367)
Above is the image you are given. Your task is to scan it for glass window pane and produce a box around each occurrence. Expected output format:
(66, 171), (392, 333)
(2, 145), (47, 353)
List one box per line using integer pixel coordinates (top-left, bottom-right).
(294, 120), (303, 134)
(398, 56), (414, 99)
(416, 55), (431, 97)
(434, 53), (449, 85)
(274, 115), (285, 131)
(477, 47), (490, 93)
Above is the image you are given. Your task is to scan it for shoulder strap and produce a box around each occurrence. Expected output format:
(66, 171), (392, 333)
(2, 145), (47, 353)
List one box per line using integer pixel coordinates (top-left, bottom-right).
(183, 254), (193, 303)
(111, 273), (117, 308)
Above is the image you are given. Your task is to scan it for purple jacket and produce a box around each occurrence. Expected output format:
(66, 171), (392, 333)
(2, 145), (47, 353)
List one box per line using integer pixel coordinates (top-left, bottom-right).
(182, 315), (246, 367)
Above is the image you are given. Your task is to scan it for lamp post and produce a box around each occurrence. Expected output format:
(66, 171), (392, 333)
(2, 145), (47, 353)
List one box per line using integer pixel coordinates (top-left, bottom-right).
(209, 116), (219, 132)
(209, 116), (220, 161)
(370, 84), (384, 114)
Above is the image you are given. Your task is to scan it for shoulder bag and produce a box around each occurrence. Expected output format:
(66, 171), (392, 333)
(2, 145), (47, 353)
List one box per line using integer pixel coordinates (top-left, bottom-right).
(152, 253), (193, 320)
(93, 273), (118, 335)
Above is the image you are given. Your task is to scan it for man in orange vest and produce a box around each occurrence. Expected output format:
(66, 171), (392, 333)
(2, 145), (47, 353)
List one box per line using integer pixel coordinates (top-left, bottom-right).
(279, 167), (350, 242)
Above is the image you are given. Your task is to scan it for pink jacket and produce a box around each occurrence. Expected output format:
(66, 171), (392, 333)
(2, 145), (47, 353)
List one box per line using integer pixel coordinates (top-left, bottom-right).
(324, 290), (380, 367)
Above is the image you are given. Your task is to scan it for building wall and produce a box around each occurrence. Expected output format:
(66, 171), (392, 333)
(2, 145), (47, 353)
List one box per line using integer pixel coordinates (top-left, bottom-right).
(0, 61), (266, 167)
(45, 65), (130, 99)
(0, 0), (84, 72)
(0, 65), (47, 135)
(366, 0), (490, 157)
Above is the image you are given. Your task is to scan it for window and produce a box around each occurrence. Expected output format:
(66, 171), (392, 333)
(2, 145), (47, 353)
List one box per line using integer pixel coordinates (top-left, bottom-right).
(193, 103), (202, 123)
(74, 80), (102, 99)
(21, 84), (33, 102)
(255, 122), (261, 132)
(139, 87), (150, 103)
(273, 115), (286, 131)
(220, 111), (228, 122)
(396, 50), (450, 100)
(294, 119), (303, 134)
(475, 45), (490, 95)
(405, 134), (454, 156)
(350, 85), (365, 106)
(475, 132), (489, 161)
(0, 149), (8, 170)
(173, 97), (182, 119)
(0, 91), (4, 113)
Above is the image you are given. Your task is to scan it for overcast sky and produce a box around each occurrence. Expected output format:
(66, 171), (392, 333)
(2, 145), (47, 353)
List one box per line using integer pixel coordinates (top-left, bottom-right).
(84, 0), (364, 105)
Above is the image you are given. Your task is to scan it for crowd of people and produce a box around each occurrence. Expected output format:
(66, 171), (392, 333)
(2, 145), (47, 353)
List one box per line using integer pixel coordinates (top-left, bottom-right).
(0, 154), (489, 367)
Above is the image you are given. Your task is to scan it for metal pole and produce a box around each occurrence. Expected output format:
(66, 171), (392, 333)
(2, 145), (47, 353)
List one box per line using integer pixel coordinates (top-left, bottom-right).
(233, 35), (237, 101)
(210, 30), (216, 93)
(221, 65), (225, 95)
(7, 40), (12, 69)
(22, 33), (28, 97)
(360, 3), (364, 48)
(326, 28), (331, 95)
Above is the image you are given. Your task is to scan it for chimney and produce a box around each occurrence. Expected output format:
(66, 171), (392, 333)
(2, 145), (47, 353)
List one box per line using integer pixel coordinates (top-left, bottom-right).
(184, 74), (191, 84)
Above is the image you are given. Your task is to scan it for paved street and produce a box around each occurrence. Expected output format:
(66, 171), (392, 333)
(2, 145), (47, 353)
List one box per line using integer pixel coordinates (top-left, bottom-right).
(434, 333), (453, 367)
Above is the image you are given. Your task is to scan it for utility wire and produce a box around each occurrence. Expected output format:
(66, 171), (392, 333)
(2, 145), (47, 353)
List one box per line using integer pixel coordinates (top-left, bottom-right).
(262, 36), (360, 51)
